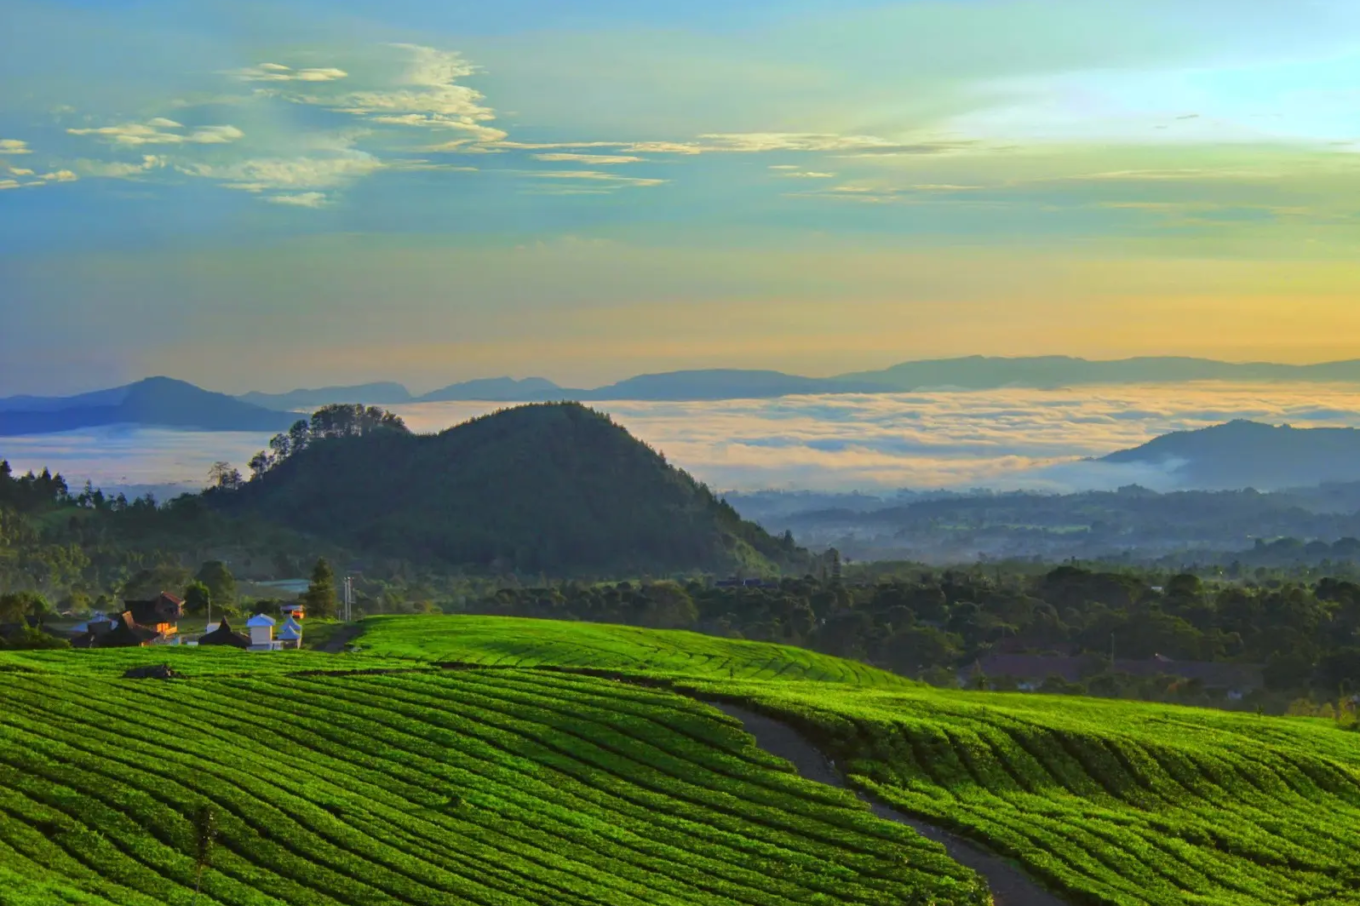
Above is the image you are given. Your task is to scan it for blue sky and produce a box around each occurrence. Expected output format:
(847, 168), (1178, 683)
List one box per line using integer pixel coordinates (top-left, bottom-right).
(3, 0), (1360, 394)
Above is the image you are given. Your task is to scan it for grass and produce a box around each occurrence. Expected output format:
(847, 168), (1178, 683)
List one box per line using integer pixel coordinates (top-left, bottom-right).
(687, 681), (1360, 906)
(351, 614), (909, 685)
(6, 612), (1360, 906)
(0, 668), (984, 906)
(0, 645), (420, 677)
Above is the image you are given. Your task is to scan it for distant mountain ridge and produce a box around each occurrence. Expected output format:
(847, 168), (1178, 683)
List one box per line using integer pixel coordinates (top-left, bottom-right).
(239, 382), (414, 411)
(234, 355), (1360, 407)
(1102, 420), (1360, 490)
(0, 377), (295, 436)
(8, 356), (1360, 434)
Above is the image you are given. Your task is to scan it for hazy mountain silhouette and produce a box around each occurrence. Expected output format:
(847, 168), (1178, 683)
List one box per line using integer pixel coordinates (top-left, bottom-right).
(218, 402), (799, 575)
(241, 356), (1360, 405)
(836, 355), (1360, 389)
(1102, 420), (1360, 489)
(240, 382), (414, 411)
(0, 377), (297, 435)
(419, 377), (569, 402)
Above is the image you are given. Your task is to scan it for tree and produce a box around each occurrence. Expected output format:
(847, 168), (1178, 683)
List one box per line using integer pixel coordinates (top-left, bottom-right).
(183, 581), (212, 617)
(192, 805), (218, 903)
(300, 558), (338, 619)
(0, 591), (51, 623)
(195, 561), (236, 609)
(207, 462), (243, 491)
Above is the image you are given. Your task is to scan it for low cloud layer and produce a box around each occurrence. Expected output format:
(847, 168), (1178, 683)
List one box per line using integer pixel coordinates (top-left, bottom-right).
(7, 382), (1360, 497)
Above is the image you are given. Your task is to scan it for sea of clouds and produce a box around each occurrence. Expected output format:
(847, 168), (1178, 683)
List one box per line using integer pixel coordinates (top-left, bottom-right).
(5, 382), (1360, 498)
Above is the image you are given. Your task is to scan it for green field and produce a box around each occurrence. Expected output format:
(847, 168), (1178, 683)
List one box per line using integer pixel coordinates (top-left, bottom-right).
(4, 613), (1360, 905)
(352, 614), (908, 685)
(0, 667), (982, 906)
(683, 682), (1360, 906)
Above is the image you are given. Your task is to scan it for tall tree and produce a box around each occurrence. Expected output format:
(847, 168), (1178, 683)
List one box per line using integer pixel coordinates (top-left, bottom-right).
(301, 557), (338, 619)
(195, 561), (236, 609)
(183, 581), (212, 617)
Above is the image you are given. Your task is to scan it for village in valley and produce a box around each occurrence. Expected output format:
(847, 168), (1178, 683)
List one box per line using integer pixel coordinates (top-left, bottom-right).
(65, 591), (307, 652)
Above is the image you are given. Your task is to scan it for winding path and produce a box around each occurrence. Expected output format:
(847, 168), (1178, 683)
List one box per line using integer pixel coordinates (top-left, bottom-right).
(317, 622), (363, 653)
(713, 703), (1068, 906)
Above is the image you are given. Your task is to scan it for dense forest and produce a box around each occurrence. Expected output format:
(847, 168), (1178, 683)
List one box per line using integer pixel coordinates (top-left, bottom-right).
(461, 564), (1360, 711)
(215, 402), (802, 576)
(743, 482), (1360, 565)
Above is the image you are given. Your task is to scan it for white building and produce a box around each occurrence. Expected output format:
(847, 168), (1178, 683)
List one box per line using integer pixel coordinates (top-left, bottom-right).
(279, 616), (303, 650)
(246, 613), (280, 651)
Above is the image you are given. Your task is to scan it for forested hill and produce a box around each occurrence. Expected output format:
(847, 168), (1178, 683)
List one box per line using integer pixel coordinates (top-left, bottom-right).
(216, 402), (802, 576)
(1103, 419), (1360, 489)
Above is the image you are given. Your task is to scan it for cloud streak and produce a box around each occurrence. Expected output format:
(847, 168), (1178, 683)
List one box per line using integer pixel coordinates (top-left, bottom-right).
(67, 120), (244, 146)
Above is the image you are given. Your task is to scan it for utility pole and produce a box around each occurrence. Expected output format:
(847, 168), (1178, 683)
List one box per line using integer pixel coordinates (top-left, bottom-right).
(343, 576), (353, 622)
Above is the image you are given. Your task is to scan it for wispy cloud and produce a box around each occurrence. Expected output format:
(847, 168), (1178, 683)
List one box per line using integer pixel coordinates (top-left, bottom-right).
(266, 191), (328, 208)
(67, 120), (243, 146)
(267, 44), (505, 143)
(0, 139), (32, 155)
(231, 63), (348, 82)
(531, 152), (647, 164)
(521, 169), (667, 190)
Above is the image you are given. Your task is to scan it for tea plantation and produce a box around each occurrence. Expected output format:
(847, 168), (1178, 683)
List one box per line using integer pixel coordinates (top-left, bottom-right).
(3, 613), (1360, 905)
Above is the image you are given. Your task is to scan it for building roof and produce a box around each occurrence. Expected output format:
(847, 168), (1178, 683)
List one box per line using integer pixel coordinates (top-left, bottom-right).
(199, 617), (250, 649)
(279, 618), (302, 640)
(125, 592), (184, 626)
(246, 613), (276, 627)
(71, 612), (162, 649)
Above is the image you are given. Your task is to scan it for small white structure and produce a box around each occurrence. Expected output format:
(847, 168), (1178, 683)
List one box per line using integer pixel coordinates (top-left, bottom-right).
(246, 613), (280, 651)
(279, 616), (303, 650)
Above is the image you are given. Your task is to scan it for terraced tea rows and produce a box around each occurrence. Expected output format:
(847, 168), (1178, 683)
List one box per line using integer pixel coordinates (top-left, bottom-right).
(354, 615), (908, 685)
(0, 669), (986, 906)
(702, 682), (1360, 906)
(0, 645), (418, 677)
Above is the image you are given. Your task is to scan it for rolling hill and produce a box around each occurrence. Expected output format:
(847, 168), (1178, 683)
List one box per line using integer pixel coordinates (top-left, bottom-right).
(2, 613), (1359, 906)
(0, 377), (296, 435)
(1103, 419), (1360, 489)
(352, 614), (908, 685)
(218, 402), (800, 575)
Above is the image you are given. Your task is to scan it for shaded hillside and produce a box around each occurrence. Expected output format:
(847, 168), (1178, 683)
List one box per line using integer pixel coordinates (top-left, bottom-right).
(219, 402), (801, 575)
(0, 377), (296, 435)
(1103, 419), (1360, 489)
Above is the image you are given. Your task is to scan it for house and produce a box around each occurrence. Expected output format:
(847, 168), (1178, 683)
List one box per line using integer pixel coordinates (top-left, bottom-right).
(280, 602), (306, 620)
(246, 613), (280, 651)
(278, 616), (303, 650)
(71, 612), (162, 648)
(123, 592), (184, 637)
(198, 617), (250, 649)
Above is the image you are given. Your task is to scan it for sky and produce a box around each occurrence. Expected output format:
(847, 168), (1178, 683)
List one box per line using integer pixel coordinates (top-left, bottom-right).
(3, 0), (1360, 395)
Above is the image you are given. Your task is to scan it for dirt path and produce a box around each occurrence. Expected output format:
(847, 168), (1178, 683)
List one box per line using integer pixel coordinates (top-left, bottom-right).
(713, 703), (1068, 906)
(317, 622), (363, 654)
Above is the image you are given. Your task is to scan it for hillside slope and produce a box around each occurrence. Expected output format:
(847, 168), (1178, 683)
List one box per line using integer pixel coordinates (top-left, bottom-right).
(0, 668), (985, 906)
(702, 680), (1360, 906)
(1104, 419), (1360, 488)
(352, 614), (908, 685)
(220, 402), (800, 575)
